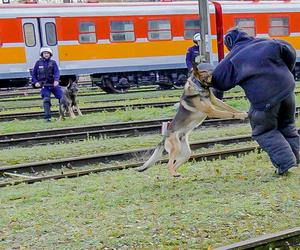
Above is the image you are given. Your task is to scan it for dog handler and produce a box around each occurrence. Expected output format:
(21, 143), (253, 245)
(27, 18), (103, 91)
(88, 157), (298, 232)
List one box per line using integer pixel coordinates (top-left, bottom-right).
(186, 33), (224, 100)
(31, 47), (62, 122)
(212, 27), (299, 175)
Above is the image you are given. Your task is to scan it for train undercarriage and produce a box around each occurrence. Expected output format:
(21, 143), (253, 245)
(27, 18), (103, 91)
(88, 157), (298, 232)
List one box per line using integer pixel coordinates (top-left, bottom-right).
(1, 63), (300, 92)
(90, 69), (188, 93)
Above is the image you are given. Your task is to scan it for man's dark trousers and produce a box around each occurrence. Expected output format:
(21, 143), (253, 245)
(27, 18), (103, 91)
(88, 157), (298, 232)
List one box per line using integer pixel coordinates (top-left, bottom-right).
(249, 93), (299, 173)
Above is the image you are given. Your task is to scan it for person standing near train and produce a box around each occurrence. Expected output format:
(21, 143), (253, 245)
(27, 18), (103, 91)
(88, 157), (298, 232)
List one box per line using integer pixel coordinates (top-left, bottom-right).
(185, 33), (224, 99)
(31, 47), (62, 122)
(212, 27), (299, 175)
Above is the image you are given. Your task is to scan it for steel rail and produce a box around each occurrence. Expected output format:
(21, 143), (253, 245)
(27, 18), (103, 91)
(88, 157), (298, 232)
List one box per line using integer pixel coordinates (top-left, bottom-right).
(215, 227), (300, 250)
(0, 117), (248, 148)
(0, 137), (257, 176)
(0, 94), (253, 122)
(0, 144), (259, 187)
(0, 86), (160, 102)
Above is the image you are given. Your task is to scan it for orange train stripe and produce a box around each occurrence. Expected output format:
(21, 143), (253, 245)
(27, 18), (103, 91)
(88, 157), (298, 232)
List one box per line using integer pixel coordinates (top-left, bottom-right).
(58, 40), (192, 61)
(0, 47), (26, 64)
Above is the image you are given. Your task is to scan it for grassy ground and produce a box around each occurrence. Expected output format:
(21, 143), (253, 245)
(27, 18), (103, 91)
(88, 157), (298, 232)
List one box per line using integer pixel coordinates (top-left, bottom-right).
(0, 152), (299, 249)
(0, 98), (250, 134)
(0, 89), (250, 114)
(0, 89), (183, 111)
(0, 124), (252, 166)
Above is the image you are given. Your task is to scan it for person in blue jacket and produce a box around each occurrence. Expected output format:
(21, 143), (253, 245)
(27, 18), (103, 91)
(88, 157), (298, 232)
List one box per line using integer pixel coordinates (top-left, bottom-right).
(186, 33), (224, 99)
(32, 47), (62, 122)
(212, 27), (299, 175)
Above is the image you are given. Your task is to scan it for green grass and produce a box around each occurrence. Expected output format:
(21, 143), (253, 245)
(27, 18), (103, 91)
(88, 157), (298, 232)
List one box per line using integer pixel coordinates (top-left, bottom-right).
(0, 124), (252, 166)
(0, 96), (181, 115)
(0, 89), (183, 110)
(0, 98), (250, 134)
(0, 152), (299, 249)
(0, 106), (176, 134)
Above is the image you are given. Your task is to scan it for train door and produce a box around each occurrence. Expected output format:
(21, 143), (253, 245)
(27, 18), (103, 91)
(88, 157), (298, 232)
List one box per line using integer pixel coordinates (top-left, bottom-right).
(39, 18), (59, 63)
(22, 18), (59, 71)
(22, 18), (41, 71)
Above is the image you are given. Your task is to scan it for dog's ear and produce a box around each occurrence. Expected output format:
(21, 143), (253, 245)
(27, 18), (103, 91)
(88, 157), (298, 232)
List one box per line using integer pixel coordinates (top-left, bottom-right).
(67, 80), (73, 89)
(192, 63), (201, 79)
(192, 63), (198, 74)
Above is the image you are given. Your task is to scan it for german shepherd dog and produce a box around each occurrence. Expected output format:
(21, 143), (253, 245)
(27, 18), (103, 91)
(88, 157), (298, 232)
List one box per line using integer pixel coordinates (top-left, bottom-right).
(137, 63), (248, 177)
(59, 80), (82, 120)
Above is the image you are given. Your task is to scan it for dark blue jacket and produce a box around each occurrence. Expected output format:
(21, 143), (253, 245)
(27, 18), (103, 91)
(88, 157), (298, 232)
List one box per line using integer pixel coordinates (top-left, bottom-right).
(212, 30), (296, 111)
(32, 58), (60, 86)
(186, 45), (200, 71)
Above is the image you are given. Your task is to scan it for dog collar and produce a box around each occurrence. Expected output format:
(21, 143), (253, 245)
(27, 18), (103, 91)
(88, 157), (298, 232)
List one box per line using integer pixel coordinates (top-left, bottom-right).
(191, 76), (209, 90)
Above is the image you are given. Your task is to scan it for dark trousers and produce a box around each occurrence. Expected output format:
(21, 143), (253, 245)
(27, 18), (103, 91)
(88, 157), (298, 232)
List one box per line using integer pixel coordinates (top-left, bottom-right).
(249, 93), (299, 173)
(40, 86), (63, 119)
(212, 88), (224, 100)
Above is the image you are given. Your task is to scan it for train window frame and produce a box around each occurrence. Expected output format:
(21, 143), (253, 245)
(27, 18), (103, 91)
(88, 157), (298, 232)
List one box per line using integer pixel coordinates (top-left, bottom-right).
(148, 19), (172, 41)
(269, 17), (290, 37)
(184, 19), (200, 40)
(109, 21), (135, 43)
(234, 18), (256, 37)
(45, 22), (57, 46)
(23, 23), (36, 47)
(78, 21), (97, 44)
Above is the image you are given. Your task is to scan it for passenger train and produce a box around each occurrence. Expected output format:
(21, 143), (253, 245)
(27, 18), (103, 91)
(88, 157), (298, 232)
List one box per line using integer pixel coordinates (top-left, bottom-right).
(0, 1), (300, 92)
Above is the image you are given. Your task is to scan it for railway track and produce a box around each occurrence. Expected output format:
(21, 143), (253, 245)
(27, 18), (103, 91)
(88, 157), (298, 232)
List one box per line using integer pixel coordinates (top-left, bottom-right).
(0, 140), (259, 186)
(0, 117), (248, 148)
(0, 85), (161, 101)
(216, 227), (300, 250)
(0, 94), (249, 122)
(0, 90), (183, 111)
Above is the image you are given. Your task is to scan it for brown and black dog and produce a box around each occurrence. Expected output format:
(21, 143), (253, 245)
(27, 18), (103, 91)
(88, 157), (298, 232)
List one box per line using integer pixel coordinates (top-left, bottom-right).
(137, 63), (248, 177)
(59, 80), (83, 121)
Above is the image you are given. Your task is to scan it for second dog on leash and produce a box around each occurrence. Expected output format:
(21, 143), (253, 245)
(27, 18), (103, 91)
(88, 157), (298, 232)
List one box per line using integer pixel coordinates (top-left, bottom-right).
(59, 80), (82, 121)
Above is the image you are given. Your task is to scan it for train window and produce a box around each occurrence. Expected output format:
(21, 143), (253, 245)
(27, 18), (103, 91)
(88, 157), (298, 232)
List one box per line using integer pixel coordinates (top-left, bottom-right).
(23, 23), (36, 47)
(110, 21), (135, 42)
(269, 17), (289, 36)
(235, 18), (256, 36)
(45, 22), (57, 46)
(79, 22), (96, 43)
(148, 20), (171, 41)
(184, 19), (200, 39)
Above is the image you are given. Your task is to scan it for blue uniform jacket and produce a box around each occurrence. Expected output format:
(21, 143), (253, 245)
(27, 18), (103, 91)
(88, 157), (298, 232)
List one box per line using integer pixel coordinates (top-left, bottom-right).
(31, 58), (60, 85)
(185, 45), (200, 71)
(212, 30), (296, 111)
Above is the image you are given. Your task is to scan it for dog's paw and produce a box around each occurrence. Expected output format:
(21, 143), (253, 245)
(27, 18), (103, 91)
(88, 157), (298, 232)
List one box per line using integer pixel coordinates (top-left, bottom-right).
(234, 112), (248, 120)
(136, 166), (148, 172)
(172, 173), (181, 178)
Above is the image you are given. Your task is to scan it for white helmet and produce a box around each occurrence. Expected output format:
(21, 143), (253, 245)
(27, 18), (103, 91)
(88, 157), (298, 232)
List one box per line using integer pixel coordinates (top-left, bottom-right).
(193, 33), (201, 43)
(40, 47), (53, 56)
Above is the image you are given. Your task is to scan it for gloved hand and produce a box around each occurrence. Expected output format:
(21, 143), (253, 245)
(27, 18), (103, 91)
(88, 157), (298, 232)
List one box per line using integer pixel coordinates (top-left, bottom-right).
(35, 82), (41, 88)
(54, 81), (59, 87)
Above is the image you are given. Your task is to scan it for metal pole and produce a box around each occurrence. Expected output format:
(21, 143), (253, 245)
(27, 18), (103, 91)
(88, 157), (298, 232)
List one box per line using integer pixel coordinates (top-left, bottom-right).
(198, 0), (210, 63)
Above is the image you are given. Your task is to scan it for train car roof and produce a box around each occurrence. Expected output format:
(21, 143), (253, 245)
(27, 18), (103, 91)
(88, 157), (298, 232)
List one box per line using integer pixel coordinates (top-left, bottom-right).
(1, 1), (300, 18)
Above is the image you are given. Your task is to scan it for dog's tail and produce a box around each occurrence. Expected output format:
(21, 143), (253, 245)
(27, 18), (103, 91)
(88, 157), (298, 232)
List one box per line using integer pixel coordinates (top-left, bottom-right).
(137, 139), (165, 172)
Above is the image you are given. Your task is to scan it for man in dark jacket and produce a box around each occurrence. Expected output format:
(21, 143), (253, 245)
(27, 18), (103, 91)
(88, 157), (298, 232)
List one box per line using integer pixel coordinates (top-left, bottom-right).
(186, 33), (224, 99)
(32, 47), (62, 122)
(212, 27), (299, 175)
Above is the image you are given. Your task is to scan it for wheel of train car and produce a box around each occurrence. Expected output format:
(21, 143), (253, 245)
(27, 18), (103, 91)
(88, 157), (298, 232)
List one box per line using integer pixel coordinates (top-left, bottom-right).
(157, 77), (174, 90)
(100, 78), (126, 94)
(174, 74), (187, 88)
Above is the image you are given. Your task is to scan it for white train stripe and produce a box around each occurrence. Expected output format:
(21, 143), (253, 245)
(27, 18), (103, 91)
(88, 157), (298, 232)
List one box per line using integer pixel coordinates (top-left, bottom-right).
(58, 40), (79, 45)
(2, 3), (300, 18)
(1, 42), (25, 48)
(136, 38), (148, 43)
(98, 39), (110, 44)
